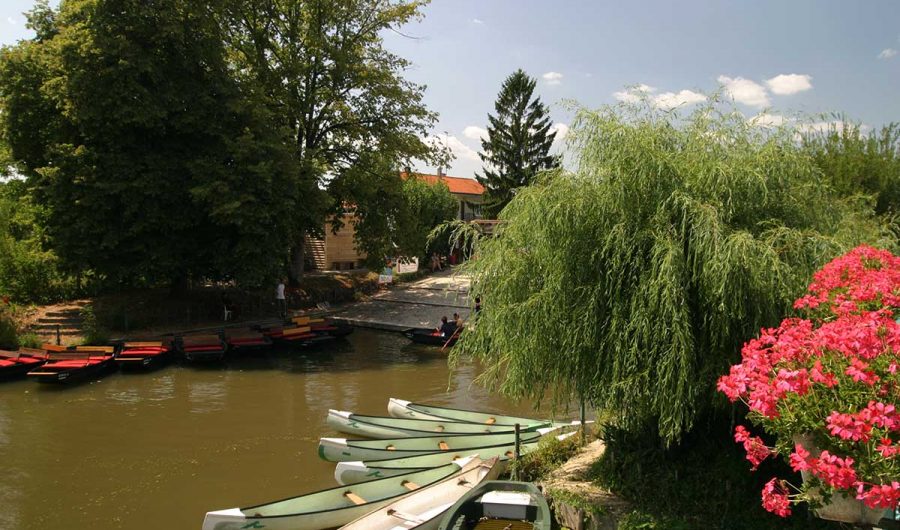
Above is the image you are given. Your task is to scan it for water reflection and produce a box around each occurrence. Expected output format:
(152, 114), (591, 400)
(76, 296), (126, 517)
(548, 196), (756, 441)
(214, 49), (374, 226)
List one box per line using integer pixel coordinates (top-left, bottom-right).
(0, 329), (555, 530)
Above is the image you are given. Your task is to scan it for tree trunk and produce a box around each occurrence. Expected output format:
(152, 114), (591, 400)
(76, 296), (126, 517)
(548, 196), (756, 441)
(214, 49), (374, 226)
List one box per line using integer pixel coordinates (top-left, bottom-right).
(290, 235), (306, 285)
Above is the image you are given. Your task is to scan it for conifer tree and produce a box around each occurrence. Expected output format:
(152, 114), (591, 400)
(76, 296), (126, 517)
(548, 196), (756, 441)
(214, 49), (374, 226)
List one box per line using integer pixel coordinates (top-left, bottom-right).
(477, 69), (559, 217)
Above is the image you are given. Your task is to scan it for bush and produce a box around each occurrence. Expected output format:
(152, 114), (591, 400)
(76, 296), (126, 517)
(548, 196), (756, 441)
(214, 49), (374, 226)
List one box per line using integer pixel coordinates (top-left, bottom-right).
(80, 304), (109, 345)
(590, 423), (838, 530)
(0, 308), (17, 349)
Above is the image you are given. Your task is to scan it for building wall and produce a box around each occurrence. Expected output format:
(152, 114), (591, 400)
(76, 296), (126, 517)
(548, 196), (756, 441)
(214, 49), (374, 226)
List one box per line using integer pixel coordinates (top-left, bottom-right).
(324, 215), (366, 270)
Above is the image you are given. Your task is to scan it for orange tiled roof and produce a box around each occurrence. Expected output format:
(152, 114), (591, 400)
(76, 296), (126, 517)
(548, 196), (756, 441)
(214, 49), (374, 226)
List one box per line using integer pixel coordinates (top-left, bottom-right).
(401, 172), (485, 196)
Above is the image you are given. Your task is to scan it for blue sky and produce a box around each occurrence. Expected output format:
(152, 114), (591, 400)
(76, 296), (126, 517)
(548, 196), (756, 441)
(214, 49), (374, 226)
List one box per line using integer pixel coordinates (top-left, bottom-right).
(3, 1), (899, 179)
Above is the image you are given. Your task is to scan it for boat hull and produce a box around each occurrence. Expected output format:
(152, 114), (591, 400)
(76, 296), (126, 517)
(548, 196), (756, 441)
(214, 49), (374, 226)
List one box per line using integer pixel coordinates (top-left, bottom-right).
(403, 328), (457, 347)
(318, 431), (541, 463)
(202, 461), (469, 530)
(338, 457), (501, 530)
(29, 358), (117, 384)
(326, 409), (547, 439)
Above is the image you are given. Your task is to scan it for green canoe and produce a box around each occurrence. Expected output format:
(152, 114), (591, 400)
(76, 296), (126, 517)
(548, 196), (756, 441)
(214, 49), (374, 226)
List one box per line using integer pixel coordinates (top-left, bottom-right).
(202, 459), (475, 530)
(327, 409), (551, 439)
(318, 430), (543, 462)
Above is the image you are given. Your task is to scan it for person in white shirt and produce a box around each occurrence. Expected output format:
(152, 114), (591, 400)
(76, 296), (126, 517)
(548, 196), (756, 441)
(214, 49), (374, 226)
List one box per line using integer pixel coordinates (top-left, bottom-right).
(276, 279), (286, 319)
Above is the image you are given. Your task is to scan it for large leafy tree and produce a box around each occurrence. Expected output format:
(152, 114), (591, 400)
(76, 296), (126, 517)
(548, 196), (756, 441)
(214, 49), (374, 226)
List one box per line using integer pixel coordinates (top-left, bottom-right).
(222, 0), (443, 281)
(477, 69), (559, 217)
(0, 0), (299, 287)
(455, 101), (897, 445)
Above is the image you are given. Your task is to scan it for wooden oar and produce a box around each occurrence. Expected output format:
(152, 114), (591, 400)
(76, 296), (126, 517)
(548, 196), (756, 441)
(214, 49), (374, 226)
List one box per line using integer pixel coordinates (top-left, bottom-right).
(440, 328), (462, 353)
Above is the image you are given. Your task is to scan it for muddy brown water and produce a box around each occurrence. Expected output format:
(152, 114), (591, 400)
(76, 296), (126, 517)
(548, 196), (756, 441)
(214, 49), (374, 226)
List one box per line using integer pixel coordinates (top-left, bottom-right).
(0, 329), (565, 530)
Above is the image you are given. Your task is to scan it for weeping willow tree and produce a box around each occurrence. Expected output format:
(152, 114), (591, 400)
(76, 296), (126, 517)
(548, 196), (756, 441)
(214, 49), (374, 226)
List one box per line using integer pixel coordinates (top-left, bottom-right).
(454, 100), (898, 445)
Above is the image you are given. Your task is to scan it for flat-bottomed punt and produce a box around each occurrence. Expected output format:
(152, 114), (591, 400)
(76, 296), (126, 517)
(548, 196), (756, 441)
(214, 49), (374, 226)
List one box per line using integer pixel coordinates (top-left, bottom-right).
(27, 344), (117, 384)
(438, 481), (551, 530)
(224, 329), (272, 352)
(338, 457), (501, 530)
(327, 409), (550, 439)
(202, 459), (478, 530)
(318, 431), (542, 463)
(114, 340), (175, 370)
(180, 334), (227, 362)
(0, 348), (48, 379)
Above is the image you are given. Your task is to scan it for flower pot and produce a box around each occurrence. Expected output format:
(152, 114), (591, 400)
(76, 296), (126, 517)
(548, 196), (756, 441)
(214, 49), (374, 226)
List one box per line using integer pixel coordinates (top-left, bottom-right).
(793, 434), (884, 525)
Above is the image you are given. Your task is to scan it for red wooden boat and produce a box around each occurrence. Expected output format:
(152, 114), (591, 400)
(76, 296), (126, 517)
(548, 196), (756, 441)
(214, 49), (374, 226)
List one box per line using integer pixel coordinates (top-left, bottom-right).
(179, 334), (227, 362)
(0, 348), (49, 379)
(114, 339), (175, 370)
(27, 344), (117, 384)
(225, 329), (273, 352)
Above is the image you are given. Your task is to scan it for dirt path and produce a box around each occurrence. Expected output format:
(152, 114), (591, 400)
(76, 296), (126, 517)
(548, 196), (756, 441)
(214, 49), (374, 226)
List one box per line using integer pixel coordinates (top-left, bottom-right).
(20, 299), (90, 346)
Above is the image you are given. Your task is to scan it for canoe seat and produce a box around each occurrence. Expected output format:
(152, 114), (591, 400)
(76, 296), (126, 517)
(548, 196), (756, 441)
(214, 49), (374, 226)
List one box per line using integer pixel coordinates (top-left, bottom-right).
(438, 441), (450, 450)
(387, 509), (425, 524)
(344, 491), (367, 505)
(401, 480), (419, 491)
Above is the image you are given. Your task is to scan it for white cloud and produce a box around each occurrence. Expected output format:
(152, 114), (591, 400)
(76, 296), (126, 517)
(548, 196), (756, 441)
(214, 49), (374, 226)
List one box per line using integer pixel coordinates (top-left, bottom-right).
(550, 123), (569, 140)
(427, 134), (479, 162)
(472, 18), (484, 25)
(653, 90), (707, 110)
(717, 75), (770, 108)
(878, 48), (898, 60)
(463, 126), (488, 141)
(613, 84), (705, 109)
(542, 71), (564, 85)
(6, 17), (17, 25)
(765, 74), (813, 95)
(612, 84), (656, 103)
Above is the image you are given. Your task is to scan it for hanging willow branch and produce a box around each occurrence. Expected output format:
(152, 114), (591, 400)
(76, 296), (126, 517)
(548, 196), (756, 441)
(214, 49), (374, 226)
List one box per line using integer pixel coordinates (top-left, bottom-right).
(453, 100), (898, 445)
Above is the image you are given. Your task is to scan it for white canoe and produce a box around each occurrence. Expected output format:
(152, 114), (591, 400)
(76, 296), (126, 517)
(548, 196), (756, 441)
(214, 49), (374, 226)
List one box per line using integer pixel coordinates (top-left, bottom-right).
(201, 459), (474, 530)
(338, 456), (501, 530)
(326, 409), (551, 439)
(387, 398), (575, 427)
(334, 431), (578, 485)
(318, 430), (544, 463)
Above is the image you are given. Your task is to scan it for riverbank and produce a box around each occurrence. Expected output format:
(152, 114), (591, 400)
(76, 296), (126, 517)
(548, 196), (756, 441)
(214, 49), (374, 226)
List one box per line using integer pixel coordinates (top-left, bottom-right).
(12, 268), (471, 346)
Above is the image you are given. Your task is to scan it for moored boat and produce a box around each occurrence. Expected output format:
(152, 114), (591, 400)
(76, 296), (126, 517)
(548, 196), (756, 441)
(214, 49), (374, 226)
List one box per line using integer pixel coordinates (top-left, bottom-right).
(437, 481), (551, 530)
(317, 431), (542, 463)
(224, 329), (272, 352)
(179, 334), (227, 362)
(388, 398), (568, 427)
(327, 409), (550, 439)
(114, 340), (175, 370)
(0, 348), (48, 379)
(337, 457), (501, 530)
(27, 344), (117, 384)
(201, 459), (478, 530)
(334, 431), (578, 485)
(403, 327), (458, 347)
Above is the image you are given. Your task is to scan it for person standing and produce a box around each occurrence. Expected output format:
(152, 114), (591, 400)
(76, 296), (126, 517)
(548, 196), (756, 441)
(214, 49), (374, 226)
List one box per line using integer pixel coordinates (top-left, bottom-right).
(276, 278), (287, 320)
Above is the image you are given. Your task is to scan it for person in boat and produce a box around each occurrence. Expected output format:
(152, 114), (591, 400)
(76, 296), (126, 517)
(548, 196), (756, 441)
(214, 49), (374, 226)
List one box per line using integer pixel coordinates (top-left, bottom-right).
(438, 316), (457, 338)
(452, 312), (464, 330)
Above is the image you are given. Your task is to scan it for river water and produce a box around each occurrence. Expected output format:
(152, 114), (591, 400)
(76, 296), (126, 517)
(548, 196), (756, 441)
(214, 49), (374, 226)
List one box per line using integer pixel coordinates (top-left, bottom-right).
(0, 329), (556, 530)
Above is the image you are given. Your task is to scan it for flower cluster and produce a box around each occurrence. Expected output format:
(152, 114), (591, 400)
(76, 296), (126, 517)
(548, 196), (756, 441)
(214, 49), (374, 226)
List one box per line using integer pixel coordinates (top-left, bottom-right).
(718, 245), (900, 518)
